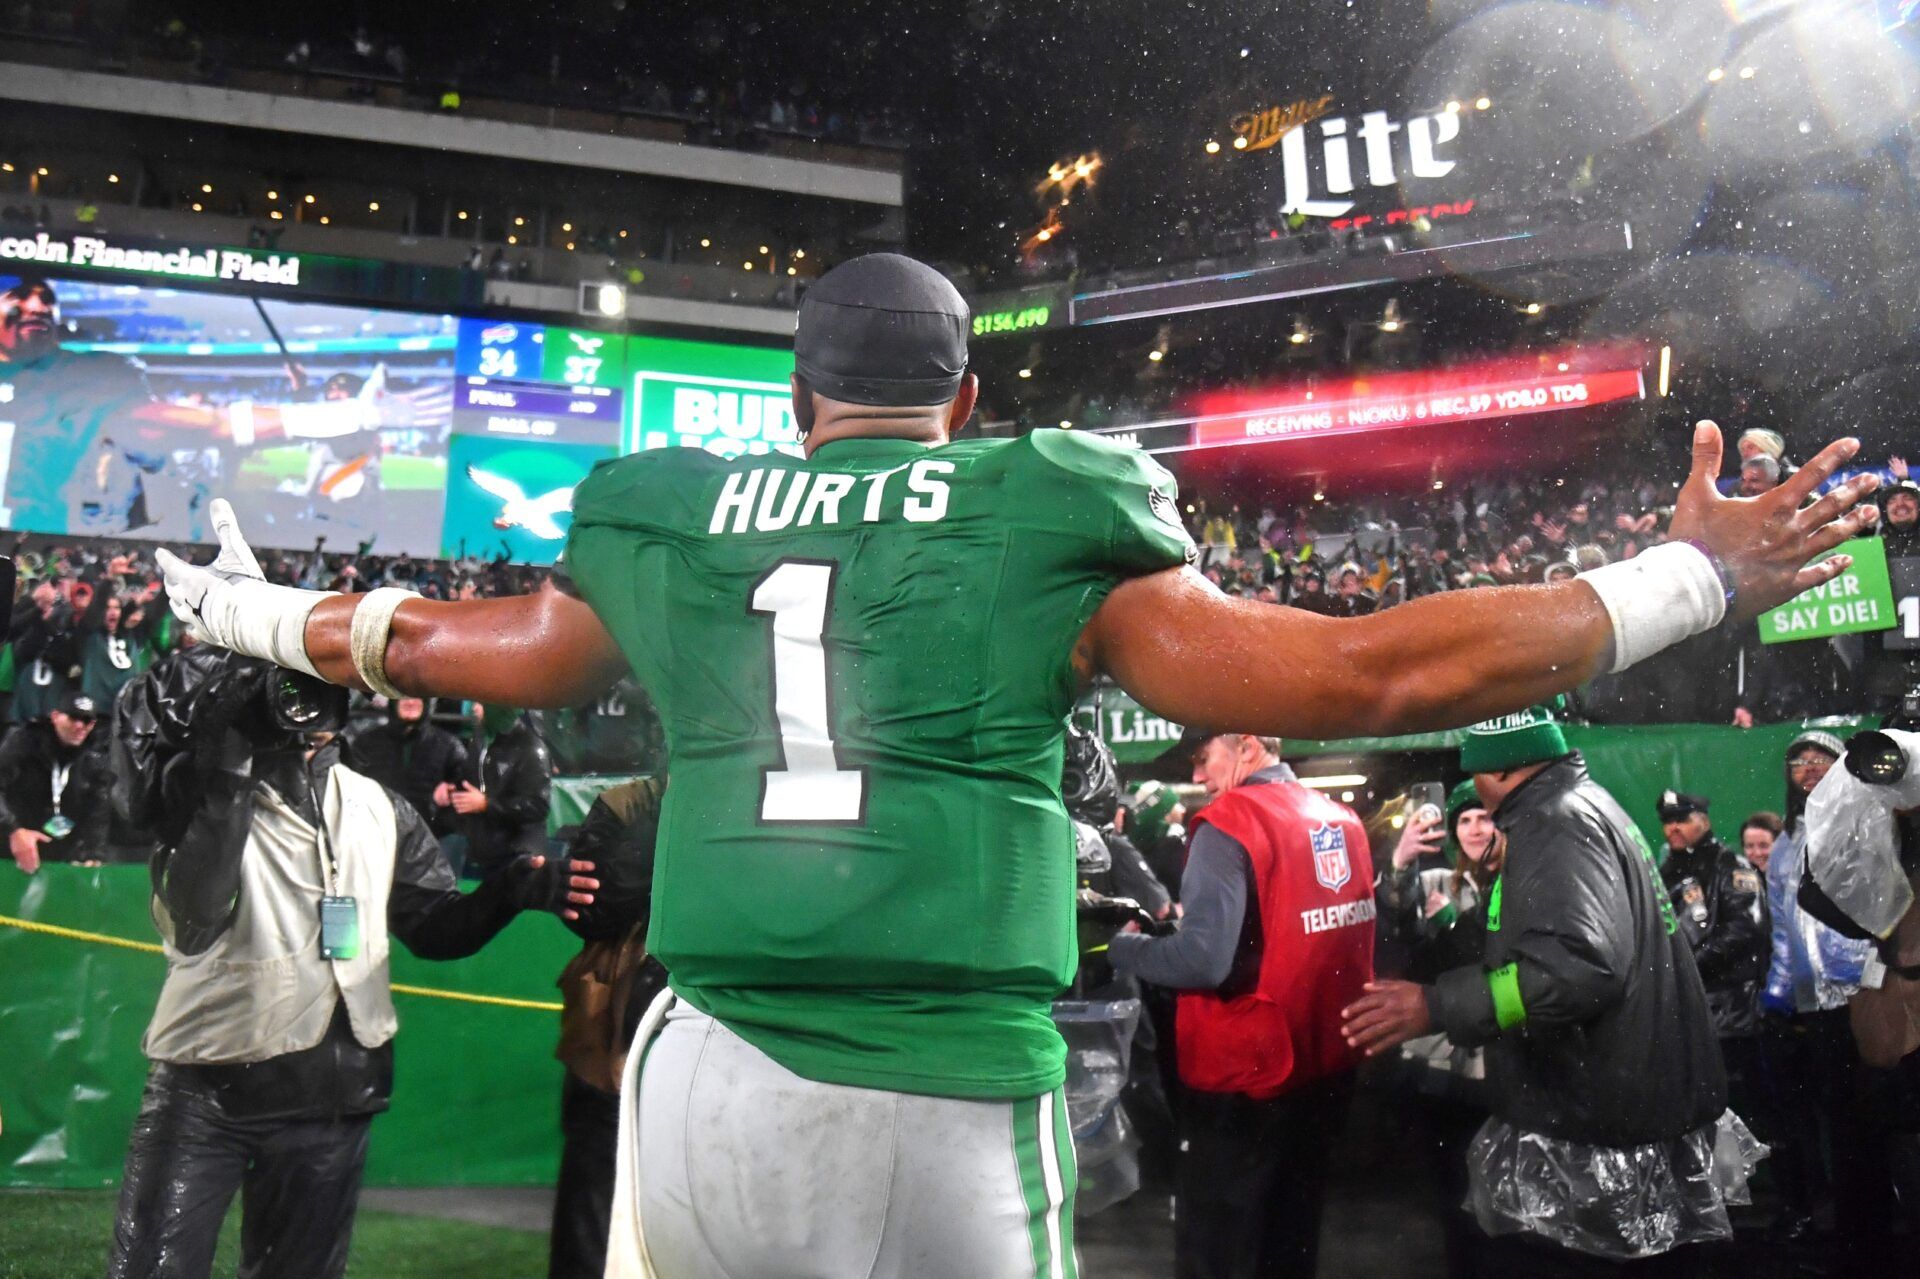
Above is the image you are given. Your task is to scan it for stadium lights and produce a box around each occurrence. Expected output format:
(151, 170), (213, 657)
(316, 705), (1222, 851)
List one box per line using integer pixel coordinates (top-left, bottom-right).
(1233, 135), (1249, 150)
(1313, 488), (1326, 502)
(1147, 348), (1165, 362)
(200, 183), (212, 193)
(581, 282), (626, 317)
(270, 211), (283, 220)
(190, 202), (202, 212)
(368, 201), (379, 212)
(1739, 66), (1756, 79)
(268, 189), (278, 199)
(1, 163), (12, 172)
(513, 216), (525, 226)
(793, 248), (805, 259)
(1205, 139), (1221, 154)
(566, 241), (576, 250)
(36, 166), (48, 176)
(619, 229), (628, 238)
(456, 210), (468, 220)
(1557, 362), (1569, 372)
(1524, 301), (1542, 315)
(1299, 773), (1367, 790)
(562, 221), (572, 232)
(699, 237), (711, 247)
(1658, 344), (1672, 397)
(107, 173), (119, 183)
(1036, 228), (1053, 241)
(303, 193), (314, 203)
(1475, 96), (1491, 110)
(1018, 368), (1033, 378)
(1433, 478), (1445, 490)
(743, 261), (754, 270)
(1707, 67), (1725, 82)
(787, 266), (798, 276)
(319, 216), (330, 224)
(1445, 100), (1461, 113)
(507, 234), (517, 245)
(759, 245), (771, 254)
(1059, 420), (1073, 429)
(1379, 299), (1404, 333)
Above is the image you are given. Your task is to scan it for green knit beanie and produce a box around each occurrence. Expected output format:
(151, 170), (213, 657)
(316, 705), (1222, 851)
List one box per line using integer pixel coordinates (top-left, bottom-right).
(1442, 779), (1485, 864)
(1459, 702), (1569, 774)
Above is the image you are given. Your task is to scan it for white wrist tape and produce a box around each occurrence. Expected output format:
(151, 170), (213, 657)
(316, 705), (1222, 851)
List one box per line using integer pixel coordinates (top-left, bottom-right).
(348, 587), (416, 699)
(1577, 541), (1727, 674)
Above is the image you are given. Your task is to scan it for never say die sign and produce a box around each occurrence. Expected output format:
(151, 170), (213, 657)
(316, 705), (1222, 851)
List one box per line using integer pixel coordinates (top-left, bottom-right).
(1759, 537), (1895, 644)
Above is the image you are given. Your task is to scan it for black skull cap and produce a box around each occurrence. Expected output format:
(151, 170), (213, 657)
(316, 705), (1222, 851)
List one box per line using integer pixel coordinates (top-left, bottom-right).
(794, 253), (970, 408)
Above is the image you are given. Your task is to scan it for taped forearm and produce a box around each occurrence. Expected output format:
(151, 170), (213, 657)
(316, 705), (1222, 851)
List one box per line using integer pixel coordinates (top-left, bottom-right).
(1577, 542), (1728, 674)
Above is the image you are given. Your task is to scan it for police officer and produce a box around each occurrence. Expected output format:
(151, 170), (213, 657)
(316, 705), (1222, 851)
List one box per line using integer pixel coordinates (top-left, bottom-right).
(1658, 791), (1769, 1042)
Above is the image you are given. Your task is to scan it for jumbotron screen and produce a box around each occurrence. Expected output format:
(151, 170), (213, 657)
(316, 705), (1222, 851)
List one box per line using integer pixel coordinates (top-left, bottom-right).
(0, 272), (796, 564)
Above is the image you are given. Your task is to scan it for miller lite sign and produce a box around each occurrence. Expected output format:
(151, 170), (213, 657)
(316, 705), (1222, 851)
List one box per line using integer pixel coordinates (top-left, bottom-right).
(1273, 106), (1463, 220)
(1310, 822), (1352, 892)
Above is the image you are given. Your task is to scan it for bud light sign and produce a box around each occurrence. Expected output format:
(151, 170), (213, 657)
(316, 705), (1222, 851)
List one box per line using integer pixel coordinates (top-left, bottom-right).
(625, 335), (801, 459)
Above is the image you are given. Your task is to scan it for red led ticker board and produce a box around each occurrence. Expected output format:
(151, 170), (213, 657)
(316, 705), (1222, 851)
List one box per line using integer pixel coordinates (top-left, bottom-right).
(1187, 367), (1645, 451)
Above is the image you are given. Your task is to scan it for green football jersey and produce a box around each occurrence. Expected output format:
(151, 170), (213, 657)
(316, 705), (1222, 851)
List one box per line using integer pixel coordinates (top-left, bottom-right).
(564, 429), (1192, 1098)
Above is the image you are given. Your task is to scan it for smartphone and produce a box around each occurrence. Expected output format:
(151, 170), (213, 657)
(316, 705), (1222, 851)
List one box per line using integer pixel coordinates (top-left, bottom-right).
(1407, 782), (1445, 823)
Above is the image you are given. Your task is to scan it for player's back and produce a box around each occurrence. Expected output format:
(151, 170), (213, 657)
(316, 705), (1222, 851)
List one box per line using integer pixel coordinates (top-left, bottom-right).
(565, 429), (1190, 1097)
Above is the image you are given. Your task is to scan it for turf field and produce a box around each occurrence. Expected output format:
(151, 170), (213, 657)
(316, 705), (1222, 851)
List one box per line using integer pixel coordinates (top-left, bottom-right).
(0, 1190), (547, 1279)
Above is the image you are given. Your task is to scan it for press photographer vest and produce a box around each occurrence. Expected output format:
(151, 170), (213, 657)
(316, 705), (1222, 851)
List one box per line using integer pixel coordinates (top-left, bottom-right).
(1177, 779), (1375, 1099)
(144, 765), (400, 1065)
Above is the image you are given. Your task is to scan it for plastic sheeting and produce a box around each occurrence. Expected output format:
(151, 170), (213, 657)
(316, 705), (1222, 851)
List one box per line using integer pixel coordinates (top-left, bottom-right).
(1465, 1109), (1767, 1260)
(1804, 729), (1920, 939)
(1052, 998), (1142, 1216)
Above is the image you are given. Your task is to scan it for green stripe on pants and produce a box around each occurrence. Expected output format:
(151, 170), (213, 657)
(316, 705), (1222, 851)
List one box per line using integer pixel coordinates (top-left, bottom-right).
(1048, 1087), (1079, 1279)
(1012, 1097), (1052, 1279)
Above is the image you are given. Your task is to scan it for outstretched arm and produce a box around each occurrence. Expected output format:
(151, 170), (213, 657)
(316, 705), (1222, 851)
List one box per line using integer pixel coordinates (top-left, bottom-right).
(154, 501), (629, 709)
(1079, 422), (1879, 740)
(302, 585), (629, 708)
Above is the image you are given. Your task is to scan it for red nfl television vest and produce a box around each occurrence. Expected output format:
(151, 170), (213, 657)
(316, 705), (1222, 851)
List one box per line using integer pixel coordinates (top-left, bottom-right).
(1177, 777), (1376, 1099)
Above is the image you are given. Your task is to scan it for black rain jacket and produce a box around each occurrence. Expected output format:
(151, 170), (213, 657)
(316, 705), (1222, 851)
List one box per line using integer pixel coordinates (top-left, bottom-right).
(1426, 755), (1726, 1147)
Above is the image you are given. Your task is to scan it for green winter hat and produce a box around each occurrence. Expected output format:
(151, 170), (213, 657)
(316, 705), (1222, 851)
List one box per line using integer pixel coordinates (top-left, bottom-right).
(1459, 702), (1569, 774)
(1443, 778), (1487, 865)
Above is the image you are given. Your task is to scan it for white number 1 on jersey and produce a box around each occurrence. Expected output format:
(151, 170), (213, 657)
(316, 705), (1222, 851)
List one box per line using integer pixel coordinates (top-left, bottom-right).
(750, 560), (866, 823)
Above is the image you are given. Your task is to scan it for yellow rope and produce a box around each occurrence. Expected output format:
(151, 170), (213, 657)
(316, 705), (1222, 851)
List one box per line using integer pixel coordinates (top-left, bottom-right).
(0, 914), (564, 1012)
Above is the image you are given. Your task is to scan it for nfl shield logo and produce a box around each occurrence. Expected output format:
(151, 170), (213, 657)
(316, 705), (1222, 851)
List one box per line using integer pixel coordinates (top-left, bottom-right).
(1310, 823), (1351, 892)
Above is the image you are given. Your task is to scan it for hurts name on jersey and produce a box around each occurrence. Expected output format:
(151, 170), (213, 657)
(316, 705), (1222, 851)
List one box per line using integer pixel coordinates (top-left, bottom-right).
(707, 460), (957, 535)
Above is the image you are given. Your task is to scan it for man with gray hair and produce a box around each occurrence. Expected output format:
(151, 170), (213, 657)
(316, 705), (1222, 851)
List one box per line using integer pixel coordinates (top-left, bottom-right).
(1110, 729), (1374, 1278)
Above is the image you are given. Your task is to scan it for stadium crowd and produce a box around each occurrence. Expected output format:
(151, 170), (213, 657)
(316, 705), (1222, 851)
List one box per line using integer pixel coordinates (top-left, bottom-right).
(1174, 430), (1920, 725)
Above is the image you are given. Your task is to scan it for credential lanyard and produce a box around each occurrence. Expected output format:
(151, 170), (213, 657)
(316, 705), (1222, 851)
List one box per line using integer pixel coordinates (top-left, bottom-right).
(50, 761), (71, 816)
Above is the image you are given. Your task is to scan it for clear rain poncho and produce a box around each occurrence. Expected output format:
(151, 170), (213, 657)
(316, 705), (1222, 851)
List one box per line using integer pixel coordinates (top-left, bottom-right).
(1802, 730), (1920, 941)
(1464, 1109), (1767, 1260)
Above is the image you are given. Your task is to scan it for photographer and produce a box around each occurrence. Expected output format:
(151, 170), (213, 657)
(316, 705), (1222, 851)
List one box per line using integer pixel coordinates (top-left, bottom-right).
(103, 647), (597, 1279)
(1757, 728), (1887, 1247)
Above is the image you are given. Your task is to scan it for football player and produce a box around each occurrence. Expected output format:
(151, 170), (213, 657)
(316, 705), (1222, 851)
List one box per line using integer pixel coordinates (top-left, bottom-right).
(160, 253), (1880, 1279)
